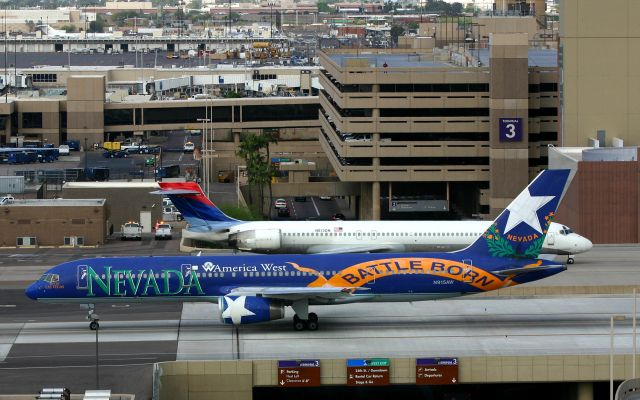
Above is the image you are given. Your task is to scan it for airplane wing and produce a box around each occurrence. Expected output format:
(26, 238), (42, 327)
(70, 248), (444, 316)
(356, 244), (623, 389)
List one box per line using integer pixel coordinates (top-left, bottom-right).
(150, 189), (201, 195)
(227, 286), (369, 300)
(308, 244), (405, 254)
(492, 263), (565, 277)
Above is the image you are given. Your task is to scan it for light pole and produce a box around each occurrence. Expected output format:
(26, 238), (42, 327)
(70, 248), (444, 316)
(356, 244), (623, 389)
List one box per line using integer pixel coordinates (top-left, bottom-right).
(268, 2), (275, 38)
(611, 315), (626, 400)
(634, 288), (638, 379)
(197, 117), (210, 195)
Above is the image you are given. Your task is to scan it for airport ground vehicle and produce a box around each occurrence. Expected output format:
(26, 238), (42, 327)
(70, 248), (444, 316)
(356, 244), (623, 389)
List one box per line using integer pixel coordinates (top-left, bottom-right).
(121, 222), (142, 240)
(183, 142), (195, 152)
(58, 145), (70, 155)
(277, 207), (290, 217)
(154, 222), (172, 240)
(217, 170), (233, 183)
(103, 150), (128, 158)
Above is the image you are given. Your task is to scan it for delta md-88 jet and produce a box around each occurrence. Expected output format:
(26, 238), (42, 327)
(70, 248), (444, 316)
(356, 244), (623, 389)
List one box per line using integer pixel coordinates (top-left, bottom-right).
(28, 169), (572, 331)
(154, 182), (592, 263)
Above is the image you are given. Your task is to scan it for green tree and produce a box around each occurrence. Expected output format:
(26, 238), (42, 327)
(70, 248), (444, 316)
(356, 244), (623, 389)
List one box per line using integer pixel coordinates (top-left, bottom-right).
(89, 16), (106, 33)
(188, 0), (202, 9)
(60, 24), (77, 33)
(236, 131), (278, 218)
(317, 1), (332, 12)
(25, 20), (35, 32)
(390, 25), (405, 45)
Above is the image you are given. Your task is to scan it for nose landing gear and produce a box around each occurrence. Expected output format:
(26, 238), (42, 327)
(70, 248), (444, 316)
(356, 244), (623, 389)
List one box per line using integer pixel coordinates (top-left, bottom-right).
(567, 256), (575, 264)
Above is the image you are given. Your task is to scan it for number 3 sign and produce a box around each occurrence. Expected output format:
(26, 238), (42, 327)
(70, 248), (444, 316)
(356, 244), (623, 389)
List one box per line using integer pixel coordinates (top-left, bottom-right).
(499, 118), (523, 142)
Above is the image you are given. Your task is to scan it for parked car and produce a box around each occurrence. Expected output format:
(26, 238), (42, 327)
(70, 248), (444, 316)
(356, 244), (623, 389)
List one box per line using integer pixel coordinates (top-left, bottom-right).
(103, 150), (128, 158)
(274, 198), (287, 209)
(277, 207), (290, 217)
(58, 145), (70, 156)
(319, 196), (332, 200)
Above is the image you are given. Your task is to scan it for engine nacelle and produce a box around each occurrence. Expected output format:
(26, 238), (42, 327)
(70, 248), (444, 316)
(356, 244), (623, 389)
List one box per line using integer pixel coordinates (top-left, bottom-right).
(228, 229), (281, 251)
(219, 295), (285, 325)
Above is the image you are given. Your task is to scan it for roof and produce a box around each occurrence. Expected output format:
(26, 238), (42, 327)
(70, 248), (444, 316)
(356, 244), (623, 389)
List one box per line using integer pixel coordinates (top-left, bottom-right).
(328, 53), (452, 68)
(4, 199), (106, 207)
(63, 181), (163, 189)
(477, 48), (558, 67)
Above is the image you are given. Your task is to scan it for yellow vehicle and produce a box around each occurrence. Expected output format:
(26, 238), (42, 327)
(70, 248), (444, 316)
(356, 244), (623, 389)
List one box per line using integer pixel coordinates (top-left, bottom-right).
(103, 141), (121, 151)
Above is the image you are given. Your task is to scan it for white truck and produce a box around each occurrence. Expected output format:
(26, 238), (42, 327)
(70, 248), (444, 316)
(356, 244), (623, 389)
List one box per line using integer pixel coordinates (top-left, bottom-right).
(121, 222), (142, 240)
(154, 223), (172, 240)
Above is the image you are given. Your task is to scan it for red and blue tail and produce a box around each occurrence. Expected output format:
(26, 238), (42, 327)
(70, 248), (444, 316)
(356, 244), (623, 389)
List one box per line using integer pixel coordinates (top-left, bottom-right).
(458, 169), (572, 259)
(153, 182), (239, 228)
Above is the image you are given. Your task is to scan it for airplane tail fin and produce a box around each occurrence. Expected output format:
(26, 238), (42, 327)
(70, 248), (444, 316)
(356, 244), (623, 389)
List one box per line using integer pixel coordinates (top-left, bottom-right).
(458, 169), (571, 259)
(152, 182), (239, 227)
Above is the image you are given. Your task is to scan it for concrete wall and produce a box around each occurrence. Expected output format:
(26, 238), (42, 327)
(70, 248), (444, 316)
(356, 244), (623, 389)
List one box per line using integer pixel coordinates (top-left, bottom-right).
(66, 75), (105, 145)
(0, 202), (107, 246)
(157, 355), (640, 399)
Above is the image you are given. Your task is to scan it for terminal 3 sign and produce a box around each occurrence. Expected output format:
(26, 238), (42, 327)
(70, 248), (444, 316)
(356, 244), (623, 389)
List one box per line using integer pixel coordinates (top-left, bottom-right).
(277, 360), (321, 387)
(347, 358), (390, 386)
(499, 118), (523, 142)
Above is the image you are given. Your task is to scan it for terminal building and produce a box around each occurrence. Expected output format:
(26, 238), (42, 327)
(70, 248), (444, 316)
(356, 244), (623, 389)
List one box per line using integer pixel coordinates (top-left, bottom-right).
(0, 33), (559, 220)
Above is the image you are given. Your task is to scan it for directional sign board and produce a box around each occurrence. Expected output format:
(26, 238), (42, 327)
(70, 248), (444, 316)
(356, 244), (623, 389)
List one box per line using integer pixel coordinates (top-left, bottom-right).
(277, 360), (320, 387)
(416, 358), (459, 385)
(347, 358), (390, 386)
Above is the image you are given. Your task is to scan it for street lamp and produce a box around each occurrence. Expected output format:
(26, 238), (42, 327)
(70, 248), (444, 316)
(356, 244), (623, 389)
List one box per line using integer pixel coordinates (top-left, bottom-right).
(268, 1), (275, 38)
(611, 315), (626, 400)
(197, 117), (210, 196)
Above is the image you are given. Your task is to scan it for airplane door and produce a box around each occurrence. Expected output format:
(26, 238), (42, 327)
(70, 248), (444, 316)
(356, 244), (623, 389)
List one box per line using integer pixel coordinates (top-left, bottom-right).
(356, 230), (363, 240)
(77, 265), (89, 289)
(547, 233), (555, 246)
(370, 230), (378, 241)
(181, 264), (194, 280)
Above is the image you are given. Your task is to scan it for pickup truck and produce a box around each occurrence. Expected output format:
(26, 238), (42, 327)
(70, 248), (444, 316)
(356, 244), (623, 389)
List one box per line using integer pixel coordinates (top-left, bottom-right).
(121, 222), (142, 240)
(154, 223), (172, 240)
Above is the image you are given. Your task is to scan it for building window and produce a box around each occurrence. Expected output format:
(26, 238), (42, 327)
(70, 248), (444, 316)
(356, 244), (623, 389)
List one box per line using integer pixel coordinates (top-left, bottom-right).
(16, 237), (36, 246)
(379, 108), (489, 117)
(31, 73), (57, 83)
(17, 219), (31, 224)
(104, 109), (133, 126)
(71, 218), (85, 224)
(64, 236), (85, 246)
(142, 106), (232, 124)
(22, 113), (43, 129)
(241, 104), (320, 122)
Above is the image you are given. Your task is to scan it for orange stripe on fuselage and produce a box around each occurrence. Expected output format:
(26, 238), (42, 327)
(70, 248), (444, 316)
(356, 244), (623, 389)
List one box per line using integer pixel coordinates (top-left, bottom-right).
(289, 258), (511, 291)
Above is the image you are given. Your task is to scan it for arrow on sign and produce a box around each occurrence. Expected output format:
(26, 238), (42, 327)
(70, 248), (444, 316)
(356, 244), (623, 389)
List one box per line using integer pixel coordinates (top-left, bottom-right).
(452, 378), (457, 383)
(280, 380), (285, 386)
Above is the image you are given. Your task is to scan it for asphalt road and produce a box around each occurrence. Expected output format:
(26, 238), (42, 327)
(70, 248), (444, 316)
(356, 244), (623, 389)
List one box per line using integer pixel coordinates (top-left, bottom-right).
(2, 295), (640, 397)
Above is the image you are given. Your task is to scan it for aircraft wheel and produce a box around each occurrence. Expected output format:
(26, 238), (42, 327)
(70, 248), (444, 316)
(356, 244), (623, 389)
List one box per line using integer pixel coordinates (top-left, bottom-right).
(307, 316), (319, 331)
(89, 321), (99, 330)
(567, 257), (575, 264)
(293, 319), (306, 331)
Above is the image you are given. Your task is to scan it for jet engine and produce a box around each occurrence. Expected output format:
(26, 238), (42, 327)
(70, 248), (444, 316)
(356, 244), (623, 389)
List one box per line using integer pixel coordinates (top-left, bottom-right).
(219, 295), (285, 325)
(228, 229), (281, 252)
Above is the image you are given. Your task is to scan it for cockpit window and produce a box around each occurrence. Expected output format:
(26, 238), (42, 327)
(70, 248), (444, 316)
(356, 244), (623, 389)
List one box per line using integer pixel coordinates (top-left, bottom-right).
(39, 273), (60, 284)
(559, 228), (574, 235)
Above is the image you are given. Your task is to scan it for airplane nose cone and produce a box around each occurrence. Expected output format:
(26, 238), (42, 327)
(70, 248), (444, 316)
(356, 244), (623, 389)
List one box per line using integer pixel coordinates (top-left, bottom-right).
(25, 283), (39, 300)
(581, 237), (593, 252)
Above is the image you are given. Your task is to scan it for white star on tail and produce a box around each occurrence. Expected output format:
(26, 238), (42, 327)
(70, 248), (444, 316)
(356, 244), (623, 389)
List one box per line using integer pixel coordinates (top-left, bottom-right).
(221, 296), (255, 324)
(503, 189), (555, 234)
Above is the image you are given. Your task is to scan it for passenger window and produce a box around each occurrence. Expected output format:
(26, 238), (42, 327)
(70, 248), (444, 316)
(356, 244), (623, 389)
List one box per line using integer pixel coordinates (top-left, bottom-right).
(208, 272), (212, 277)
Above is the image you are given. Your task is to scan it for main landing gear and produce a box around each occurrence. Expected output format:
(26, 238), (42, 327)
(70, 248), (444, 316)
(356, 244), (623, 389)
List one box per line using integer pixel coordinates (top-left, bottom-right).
(291, 299), (318, 331)
(567, 255), (575, 264)
(293, 313), (318, 331)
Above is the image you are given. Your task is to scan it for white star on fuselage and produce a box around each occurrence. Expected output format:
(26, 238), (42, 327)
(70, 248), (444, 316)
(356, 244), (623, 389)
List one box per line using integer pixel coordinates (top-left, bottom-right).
(503, 189), (555, 234)
(221, 296), (255, 324)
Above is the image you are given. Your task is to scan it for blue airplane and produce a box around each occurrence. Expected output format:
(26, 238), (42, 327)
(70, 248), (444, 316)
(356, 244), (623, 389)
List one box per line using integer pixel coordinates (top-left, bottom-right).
(26, 169), (571, 331)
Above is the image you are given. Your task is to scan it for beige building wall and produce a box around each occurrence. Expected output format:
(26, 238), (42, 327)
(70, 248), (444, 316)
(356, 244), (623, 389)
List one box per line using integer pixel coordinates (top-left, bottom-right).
(16, 99), (61, 145)
(66, 75), (105, 145)
(561, 0), (640, 147)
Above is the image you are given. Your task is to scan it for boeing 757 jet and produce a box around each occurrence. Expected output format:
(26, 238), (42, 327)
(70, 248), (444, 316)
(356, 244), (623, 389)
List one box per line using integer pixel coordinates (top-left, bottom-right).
(27, 169), (571, 331)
